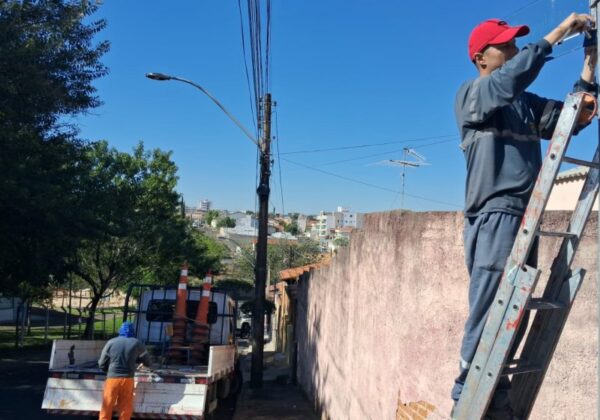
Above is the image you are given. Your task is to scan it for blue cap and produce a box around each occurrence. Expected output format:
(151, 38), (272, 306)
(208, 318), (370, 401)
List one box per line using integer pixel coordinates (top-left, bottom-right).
(119, 321), (135, 338)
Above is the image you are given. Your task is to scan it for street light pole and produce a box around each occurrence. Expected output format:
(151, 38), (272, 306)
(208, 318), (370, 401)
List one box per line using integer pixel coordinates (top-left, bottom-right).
(251, 93), (272, 389)
(146, 72), (272, 388)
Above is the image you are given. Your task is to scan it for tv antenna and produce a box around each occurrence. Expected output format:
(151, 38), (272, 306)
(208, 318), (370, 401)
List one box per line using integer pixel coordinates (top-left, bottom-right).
(377, 148), (430, 209)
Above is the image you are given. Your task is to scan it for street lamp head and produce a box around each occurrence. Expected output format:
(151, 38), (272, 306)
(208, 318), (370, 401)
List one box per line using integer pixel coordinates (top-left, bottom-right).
(145, 72), (172, 81)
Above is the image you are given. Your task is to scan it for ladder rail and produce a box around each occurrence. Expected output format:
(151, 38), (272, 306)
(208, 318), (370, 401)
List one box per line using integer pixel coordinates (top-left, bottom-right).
(510, 269), (587, 418)
(510, 146), (599, 418)
(453, 93), (586, 419)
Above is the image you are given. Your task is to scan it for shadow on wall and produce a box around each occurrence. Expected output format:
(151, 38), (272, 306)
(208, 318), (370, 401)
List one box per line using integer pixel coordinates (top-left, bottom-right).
(296, 272), (333, 418)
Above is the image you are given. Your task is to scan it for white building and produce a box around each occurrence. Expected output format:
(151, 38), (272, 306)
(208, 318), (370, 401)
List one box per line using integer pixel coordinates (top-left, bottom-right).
(315, 206), (365, 251)
(342, 211), (364, 229)
(200, 199), (211, 212)
(271, 231), (298, 241)
(224, 215), (276, 237)
(297, 215), (308, 232)
(316, 211), (336, 238)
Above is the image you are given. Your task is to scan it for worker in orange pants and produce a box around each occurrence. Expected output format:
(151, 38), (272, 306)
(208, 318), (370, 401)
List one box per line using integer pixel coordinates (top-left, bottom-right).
(98, 321), (151, 420)
(99, 378), (134, 420)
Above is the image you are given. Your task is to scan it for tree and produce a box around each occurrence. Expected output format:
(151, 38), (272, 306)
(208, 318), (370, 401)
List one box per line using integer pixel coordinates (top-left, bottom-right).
(70, 142), (215, 337)
(232, 238), (321, 284)
(240, 299), (275, 316)
(284, 221), (299, 236)
(205, 210), (220, 226)
(333, 237), (350, 248)
(213, 278), (253, 300)
(0, 0), (108, 301)
(216, 216), (236, 228)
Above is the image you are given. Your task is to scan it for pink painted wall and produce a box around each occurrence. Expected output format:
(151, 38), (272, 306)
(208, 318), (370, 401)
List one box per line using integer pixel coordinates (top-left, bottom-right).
(295, 211), (597, 420)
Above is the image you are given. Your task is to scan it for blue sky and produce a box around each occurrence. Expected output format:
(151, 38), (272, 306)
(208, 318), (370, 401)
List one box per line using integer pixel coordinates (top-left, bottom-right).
(75, 0), (595, 215)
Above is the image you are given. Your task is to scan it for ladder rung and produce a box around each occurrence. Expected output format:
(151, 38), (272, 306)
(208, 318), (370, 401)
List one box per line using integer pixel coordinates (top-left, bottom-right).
(562, 156), (600, 168)
(502, 363), (542, 376)
(526, 298), (567, 310)
(537, 230), (578, 239)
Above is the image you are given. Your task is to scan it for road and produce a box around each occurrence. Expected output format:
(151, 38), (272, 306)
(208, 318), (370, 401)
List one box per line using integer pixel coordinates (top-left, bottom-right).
(0, 345), (237, 420)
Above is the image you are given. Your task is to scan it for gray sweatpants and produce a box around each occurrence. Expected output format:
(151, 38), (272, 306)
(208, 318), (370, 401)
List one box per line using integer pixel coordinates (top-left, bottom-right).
(451, 211), (537, 408)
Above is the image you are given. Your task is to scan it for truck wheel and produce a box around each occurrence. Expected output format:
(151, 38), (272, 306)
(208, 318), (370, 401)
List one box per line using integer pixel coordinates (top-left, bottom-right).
(230, 363), (244, 395)
(217, 377), (231, 399)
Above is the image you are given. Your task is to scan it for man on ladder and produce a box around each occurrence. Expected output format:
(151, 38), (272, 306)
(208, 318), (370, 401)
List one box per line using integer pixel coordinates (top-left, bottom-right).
(451, 12), (597, 419)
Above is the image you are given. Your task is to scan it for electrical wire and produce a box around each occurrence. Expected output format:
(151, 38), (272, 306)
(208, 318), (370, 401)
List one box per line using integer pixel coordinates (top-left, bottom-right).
(318, 138), (458, 167)
(274, 108), (285, 215)
(280, 134), (457, 155)
(503, 0), (545, 20)
(265, 0), (272, 93)
(549, 45), (584, 61)
(281, 157), (462, 208)
(237, 0), (258, 136)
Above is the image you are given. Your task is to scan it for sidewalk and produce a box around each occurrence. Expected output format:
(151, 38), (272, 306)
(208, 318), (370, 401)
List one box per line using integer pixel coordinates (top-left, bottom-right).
(233, 340), (318, 420)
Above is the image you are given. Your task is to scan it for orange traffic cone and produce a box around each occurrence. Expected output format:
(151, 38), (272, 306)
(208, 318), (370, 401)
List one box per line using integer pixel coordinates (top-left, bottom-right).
(190, 271), (212, 364)
(168, 264), (189, 363)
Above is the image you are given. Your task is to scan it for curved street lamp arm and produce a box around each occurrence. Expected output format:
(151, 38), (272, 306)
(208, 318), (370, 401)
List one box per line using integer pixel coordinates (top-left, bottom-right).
(170, 76), (259, 147)
(146, 72), (259, 146)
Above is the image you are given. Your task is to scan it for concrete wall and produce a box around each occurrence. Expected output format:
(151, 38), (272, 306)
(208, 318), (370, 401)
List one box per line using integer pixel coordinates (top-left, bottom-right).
(295, 211), (598, 420)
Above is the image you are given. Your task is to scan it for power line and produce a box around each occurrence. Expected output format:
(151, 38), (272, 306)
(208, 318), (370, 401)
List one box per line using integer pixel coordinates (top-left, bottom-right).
(503, 0), (544, 20)
(317, 138), (457, 167)
(549, 45), (584, 61)
(237, 0), (258, 135)
(280, 134), (457, 155)
(274, 108), (285, 215)
(281, 157), (462, 208)
(265, 0), (272, 92)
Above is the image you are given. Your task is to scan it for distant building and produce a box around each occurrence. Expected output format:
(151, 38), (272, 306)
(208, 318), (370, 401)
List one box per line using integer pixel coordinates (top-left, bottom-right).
(228, 211), (249, 224)
(200, 199), (211, 212)
(224, 215), (274, 237)
(297, 215), (308, 232)
(271, 231), (298, 241)
(316, 211), (336, 239)
(315, 206), (364, 251)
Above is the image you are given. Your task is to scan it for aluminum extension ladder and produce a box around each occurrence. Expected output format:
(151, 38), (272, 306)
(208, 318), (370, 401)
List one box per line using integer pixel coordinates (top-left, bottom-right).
(452, 92), (600, 419)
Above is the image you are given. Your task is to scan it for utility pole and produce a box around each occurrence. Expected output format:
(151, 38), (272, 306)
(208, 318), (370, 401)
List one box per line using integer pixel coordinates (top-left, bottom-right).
(251, 93), (272, 388)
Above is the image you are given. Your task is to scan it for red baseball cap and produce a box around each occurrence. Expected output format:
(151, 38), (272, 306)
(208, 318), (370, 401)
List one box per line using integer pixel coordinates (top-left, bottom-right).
(468, 19), (529, 60)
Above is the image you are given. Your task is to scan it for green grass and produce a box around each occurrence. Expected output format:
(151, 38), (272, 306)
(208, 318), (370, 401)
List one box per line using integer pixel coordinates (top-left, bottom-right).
(0, 325), (66, 351)
(0, 308), (125, 355)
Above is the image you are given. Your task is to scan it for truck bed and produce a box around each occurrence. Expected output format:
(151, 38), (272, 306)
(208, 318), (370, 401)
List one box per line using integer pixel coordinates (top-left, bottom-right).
(42, 340), (235, 418)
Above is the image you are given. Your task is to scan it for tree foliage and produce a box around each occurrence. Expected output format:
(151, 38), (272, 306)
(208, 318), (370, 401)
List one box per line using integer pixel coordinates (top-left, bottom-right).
(213, 278), (253, 300)
(204, 210), (220, 226)
(216, 216), (236, 228)
(240, 299), (275, 315)
(0, 0), (108, 299)
(333, 237), (350, 248)
(233, 238), (321, 283)
(284, 221), (299, 236)
(69, 142), (223, 337)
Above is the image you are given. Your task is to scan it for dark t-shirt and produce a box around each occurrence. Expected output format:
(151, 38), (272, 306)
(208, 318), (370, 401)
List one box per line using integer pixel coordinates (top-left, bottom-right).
(98, 336), (151, 378)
